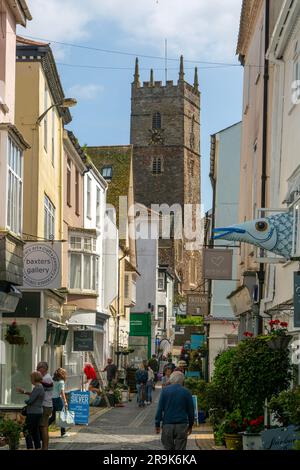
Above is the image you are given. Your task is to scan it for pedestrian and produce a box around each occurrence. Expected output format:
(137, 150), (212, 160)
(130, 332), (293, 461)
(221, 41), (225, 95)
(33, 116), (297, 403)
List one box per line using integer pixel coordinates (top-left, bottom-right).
(135, 363), (148, 407)
(17, 371), (45, 450)
(48, 368), (69, 438)
(145, 366), (154, 405)
(148, 354), (159, 386)
(161, 366), (172, 387)
(84, 363), (101, 394)
(36, 361), (53, 450)
(102, 358), (118, 387)
(155, 371), (194, 450)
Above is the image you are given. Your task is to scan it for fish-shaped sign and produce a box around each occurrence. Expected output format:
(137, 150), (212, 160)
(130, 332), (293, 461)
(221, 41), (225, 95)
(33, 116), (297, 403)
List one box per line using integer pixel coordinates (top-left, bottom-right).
(213, 211), (294, 259)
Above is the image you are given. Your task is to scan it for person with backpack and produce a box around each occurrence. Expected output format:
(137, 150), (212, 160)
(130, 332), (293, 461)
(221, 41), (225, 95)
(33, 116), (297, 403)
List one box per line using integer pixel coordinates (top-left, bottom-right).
(135, 363), (148, 407)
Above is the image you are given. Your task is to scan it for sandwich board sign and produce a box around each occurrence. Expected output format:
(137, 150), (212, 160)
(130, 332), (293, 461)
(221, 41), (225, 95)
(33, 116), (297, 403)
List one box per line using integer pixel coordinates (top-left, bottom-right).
(69, 391), (90, 425)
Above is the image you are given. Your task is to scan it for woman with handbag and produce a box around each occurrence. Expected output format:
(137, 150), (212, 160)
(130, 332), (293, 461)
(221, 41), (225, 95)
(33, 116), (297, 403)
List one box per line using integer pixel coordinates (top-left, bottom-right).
(17, 371), (45, 450)
(48, 368), (69, 437)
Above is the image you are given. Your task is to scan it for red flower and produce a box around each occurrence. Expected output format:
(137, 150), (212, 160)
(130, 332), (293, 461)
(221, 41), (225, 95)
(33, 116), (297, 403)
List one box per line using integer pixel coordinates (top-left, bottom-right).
(274, 319), (280, 325)
(280, 322), (288, 328)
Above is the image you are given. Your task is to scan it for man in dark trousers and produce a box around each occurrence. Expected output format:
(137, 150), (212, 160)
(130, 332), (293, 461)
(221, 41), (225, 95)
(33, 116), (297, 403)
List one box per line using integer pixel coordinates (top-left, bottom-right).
(155, 371), (194, 450)
(103, 358), (118, 387)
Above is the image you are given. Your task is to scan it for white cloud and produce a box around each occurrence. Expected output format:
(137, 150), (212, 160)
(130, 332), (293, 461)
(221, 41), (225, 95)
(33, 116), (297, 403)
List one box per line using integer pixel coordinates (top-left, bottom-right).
(68, 84), (104, 101)
(22, 0), (242, 62)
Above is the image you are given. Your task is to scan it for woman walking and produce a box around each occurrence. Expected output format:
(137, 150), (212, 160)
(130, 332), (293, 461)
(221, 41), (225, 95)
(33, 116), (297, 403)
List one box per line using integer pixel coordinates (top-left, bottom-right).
(48, 368), (69, 437)
(145, 366), (154, 405)
(19, 371), (45, 450)
(135, 363), (148, 407)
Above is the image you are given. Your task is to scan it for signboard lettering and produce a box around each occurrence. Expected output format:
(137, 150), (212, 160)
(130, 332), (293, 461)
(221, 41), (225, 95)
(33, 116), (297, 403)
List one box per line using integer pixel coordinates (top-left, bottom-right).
(69, 391), (90, 425)
(262, 425), (298, 450)
(23, 242), (61, 289)
(73, 330), (94, 352)
(187, 294), (208, 316)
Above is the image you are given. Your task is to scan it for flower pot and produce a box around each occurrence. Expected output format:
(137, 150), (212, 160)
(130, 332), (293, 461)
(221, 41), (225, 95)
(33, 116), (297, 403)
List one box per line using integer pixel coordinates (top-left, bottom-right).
(121, 390), (129, 403)
(5, 335), (26, 346)
(224, 433), (243, 450)
(242, 433), (263, 450)
(268, 335), (292, 350)
(0, 437), (7, 448)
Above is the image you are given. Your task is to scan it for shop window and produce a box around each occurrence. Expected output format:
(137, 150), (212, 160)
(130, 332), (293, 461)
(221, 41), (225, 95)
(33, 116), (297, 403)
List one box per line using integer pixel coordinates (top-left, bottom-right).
(0, 324), (32, 406)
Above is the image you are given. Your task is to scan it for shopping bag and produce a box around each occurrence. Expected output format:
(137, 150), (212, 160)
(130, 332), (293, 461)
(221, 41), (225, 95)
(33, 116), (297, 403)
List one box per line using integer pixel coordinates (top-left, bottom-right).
(56, 409), (75, 428)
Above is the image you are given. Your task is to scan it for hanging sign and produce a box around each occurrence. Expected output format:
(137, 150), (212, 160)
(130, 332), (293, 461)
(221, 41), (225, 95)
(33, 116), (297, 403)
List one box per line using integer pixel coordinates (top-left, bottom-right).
(23, 242), (61, 289)
(187, 294), (208, 316)
(73, 330), (94, 351)
(203, 248), (233, 280)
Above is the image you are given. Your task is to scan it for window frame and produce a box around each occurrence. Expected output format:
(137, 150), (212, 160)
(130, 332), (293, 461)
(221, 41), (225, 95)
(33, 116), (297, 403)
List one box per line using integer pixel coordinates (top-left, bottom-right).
(86, 175), (92, 219)
(157, 305), (167, 331)
(158, 270), (166, 291)
(152, 156), (162, 175)
(68, 235), (99, 292)
(7, 136), (23, 236)
(44, 194), (55, 240)
(67, 158), (72, 207)
(96, 186), (101, 228)
(152, 112), (161, 130)
(101, 166), (113, 180)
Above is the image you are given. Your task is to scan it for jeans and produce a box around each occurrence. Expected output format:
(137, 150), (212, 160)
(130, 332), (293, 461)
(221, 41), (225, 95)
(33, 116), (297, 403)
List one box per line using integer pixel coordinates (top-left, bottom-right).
(161, 423), (189, 450)
(136, 383), (145, 406)
(146, 380), (153, 403)
(24, 413), (42, 449)
(48, 397), (66, 436)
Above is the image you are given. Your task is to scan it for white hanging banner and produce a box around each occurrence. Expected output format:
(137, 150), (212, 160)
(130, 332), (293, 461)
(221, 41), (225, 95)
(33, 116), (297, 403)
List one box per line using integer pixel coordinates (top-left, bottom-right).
(23, 242), (61, 289)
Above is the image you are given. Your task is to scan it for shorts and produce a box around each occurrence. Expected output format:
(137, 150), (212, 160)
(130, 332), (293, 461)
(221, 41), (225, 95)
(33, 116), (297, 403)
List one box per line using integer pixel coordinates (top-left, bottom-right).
(40, 406), (53, 427)
(90, 379), (100, 388)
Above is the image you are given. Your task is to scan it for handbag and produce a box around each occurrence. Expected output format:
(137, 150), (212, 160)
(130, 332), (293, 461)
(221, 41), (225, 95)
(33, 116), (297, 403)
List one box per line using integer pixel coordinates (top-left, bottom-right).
(21, 406), (27, 416)
(56, 409), (75, 428)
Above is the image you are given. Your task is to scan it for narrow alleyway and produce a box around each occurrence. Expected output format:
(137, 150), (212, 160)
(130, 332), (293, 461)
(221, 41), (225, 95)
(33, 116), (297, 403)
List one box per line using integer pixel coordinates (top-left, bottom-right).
(48, 387), (200, 451)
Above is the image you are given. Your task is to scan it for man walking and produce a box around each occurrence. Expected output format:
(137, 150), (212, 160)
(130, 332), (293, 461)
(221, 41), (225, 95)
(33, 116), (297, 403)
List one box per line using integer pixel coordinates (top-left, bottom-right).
(103, 358), (118, 387)
(148, 354), (159, 387)
(155, 371), (194, 450)
(36, 361), (53, 450)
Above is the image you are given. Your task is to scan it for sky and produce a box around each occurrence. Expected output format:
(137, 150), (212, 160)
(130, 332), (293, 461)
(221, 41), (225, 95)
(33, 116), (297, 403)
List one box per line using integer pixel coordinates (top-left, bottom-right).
(19, 0), (244, 212)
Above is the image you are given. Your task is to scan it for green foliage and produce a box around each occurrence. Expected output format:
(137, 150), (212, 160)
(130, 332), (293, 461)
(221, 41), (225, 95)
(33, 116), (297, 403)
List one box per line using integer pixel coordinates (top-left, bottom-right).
(0, 419), (22, 449)
(188, 350), (202, 372)
(269, 387), (300, 426)
(222, 409), (244, 434)
(184, 378), (207, 411)
(208, 337), (292, 424)
(176, 316), (203, 326)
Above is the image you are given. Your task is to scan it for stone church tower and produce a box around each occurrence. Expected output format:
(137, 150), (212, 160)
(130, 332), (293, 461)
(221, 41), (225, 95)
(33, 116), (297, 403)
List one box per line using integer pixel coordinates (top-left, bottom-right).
(130, 57), (202, 295)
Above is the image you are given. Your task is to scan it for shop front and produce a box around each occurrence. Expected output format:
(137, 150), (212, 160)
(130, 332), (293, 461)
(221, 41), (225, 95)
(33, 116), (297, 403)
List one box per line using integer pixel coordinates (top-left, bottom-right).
(0, 290), (67, 409)
(129, 312), (152, 366)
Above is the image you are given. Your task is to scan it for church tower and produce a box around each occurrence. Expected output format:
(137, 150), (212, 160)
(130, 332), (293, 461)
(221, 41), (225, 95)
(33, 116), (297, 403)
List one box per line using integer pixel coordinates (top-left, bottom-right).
(130, 57), (202, 294)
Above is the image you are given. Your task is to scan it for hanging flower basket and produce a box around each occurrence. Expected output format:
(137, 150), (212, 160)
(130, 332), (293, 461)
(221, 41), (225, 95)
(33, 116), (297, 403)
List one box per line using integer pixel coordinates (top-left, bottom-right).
(4, 322), (27, 346)
(267, 335), (292, 350)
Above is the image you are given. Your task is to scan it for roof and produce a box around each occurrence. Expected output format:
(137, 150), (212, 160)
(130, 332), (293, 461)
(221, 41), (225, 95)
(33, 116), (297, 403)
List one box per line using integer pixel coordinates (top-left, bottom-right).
(7, 0), (32, 26)
(236, 0), (262, 60)
(16, 37), (72, 125)
(86, 145), (133, 220)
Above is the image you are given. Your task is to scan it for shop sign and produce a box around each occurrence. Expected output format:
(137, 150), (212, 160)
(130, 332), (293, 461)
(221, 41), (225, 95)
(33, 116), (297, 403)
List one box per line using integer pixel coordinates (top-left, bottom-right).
(73, 330), (94, 351)
(294, 272), (300, 328)
(192, 395), (198, 425)
(23, 242), (61, 289)
(187, 294), (208, 316)
(69, 391), (90, 425)
(203, 249), (233, 280)
(262, 425), (298, 450)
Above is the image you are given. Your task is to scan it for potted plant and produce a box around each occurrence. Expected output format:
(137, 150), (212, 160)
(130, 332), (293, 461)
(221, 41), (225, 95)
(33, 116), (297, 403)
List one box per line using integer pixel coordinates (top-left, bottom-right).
(222, 410), (244, 450)
(241, 415), (264, 450)
(5, 321), (27, 346)
(269, 387), (300, 427)
(0, 418), (22, 450)
(266, 320), (292, 350)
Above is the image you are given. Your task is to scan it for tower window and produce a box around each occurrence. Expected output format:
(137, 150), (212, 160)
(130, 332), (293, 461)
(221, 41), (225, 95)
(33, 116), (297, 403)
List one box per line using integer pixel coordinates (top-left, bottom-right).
(101, 166), (113, 180)
(152, 157), (162, 175)
(152, 112), (161, 129)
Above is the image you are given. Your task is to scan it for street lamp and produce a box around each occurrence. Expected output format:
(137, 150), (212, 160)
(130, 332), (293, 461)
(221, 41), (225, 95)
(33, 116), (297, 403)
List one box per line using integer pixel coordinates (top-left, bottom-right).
(36, 98), (77, 126)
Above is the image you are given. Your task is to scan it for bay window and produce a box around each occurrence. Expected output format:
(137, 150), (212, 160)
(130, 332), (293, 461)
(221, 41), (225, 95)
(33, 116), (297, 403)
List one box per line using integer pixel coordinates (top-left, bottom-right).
(69, 235), (99, 292)
(44, 194), (55, 240)
(7, 136), (23, 236)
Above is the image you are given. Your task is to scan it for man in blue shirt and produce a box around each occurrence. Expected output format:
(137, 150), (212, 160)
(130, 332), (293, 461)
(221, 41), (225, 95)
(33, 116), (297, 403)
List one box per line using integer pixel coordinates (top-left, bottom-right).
(155, 371), (194, 450)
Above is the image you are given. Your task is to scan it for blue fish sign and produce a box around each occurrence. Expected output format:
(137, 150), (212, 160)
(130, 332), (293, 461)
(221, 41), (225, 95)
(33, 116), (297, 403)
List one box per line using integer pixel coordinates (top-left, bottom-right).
(213, 211), (294, 259)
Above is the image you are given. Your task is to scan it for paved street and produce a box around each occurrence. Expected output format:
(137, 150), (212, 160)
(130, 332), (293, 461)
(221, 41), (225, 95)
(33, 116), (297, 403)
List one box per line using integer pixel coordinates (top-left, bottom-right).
(48, 387), (200, 451)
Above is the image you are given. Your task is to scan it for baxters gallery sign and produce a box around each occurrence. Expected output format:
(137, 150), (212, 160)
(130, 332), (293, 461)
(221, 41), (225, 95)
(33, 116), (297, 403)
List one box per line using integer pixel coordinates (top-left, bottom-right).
(23, 243), (61, 289)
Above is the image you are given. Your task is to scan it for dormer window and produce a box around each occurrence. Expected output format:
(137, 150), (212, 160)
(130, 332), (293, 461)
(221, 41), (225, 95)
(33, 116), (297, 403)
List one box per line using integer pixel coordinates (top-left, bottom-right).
(152, 112), (161, 129)
(101, 166), (113, 180)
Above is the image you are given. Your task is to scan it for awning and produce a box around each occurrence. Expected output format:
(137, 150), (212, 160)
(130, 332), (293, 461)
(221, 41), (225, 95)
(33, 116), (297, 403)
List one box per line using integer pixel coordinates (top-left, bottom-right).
(68, 309), (109, 331)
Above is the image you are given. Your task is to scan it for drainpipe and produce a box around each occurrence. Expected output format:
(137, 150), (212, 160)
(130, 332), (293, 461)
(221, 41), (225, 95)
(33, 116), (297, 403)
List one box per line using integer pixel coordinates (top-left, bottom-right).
(257, 0), (270, 335)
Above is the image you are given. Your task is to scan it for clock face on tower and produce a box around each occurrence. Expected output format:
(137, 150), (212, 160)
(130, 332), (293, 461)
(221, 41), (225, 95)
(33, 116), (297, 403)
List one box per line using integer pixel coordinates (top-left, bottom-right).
(149, 128), (164, 145)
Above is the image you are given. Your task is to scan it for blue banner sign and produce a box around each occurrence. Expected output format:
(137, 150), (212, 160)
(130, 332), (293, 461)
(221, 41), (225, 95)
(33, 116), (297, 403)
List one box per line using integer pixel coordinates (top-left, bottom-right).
(69, 391), (90, 425)
(192, 395), (198, 425)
